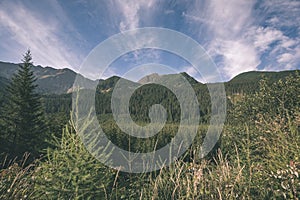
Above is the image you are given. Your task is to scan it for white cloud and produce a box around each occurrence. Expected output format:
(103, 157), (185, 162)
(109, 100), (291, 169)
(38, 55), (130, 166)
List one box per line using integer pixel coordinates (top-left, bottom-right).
(263, 43), (300, 71)
(182, 66), (199, 78)
(101, 67), (121, 80)
(179, 65), (222, 83)
(250, 27), (284, 52)
(281, 39), (297, 49)
(211, 39), (260, 78)
(1, 0), (299, 81)
(241, 25), (300, 73)
(184, 0), (300, 78)
(116, 0), (156, 32)
(164, 10), (175, 15)
(276, 45), (300, 69)
(0, 1), (82, 70)
(109, 0), (162, 67)
(277, 53), (294, 63)
(204, 0), (254, 39)
(262, 0), (300, 28)
(247, 26), (299, 55)
(182, 12), (209, 25)
(185, 0), (259, 79)
(256, 27), (300, 71)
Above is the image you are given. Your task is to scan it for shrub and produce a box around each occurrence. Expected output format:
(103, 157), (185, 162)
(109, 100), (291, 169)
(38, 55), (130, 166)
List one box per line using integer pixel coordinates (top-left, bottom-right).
(33, 120), (116, 199)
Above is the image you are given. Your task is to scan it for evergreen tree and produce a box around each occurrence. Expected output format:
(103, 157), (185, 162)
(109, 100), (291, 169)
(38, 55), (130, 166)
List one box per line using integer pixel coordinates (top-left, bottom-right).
(1, 50), (47, 158)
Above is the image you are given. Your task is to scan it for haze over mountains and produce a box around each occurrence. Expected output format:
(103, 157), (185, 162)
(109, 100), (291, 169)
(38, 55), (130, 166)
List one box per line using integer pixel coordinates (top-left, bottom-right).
(0, 61), (298, 95)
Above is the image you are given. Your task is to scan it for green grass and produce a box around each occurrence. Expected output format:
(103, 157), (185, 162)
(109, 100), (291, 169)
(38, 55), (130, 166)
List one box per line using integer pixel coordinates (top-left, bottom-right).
(0, 73), (299, 199)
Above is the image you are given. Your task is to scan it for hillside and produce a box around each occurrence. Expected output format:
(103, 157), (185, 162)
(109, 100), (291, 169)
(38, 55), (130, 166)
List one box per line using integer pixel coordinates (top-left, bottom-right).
(1, 60), (298, 95)
(225, 70), (300, 94)
(0, 61), (97, 94)
(0, 76), (8, 91)
(0, 61), (299, 199)
(228, 70), (299, 84)
(0, 60), (299, 120)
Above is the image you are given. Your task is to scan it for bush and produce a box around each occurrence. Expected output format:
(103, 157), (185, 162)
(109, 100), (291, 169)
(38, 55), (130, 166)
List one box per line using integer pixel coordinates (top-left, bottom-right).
(33, 120), (117, 199)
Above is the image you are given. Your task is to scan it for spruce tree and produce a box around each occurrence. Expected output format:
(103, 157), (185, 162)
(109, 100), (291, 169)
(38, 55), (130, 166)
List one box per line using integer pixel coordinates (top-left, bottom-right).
(2, 50), (47, 158)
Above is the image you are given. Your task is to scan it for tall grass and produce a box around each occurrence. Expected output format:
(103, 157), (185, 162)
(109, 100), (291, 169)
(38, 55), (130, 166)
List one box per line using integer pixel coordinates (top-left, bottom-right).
(0, 153), (36, 199)
(0, 74), (299, 199)
(141, 149), (249, 200)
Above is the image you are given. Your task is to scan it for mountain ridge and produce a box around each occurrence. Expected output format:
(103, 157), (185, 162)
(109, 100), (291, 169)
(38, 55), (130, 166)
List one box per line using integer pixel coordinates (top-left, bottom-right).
(0, 61), (299, 95)
(0, 61), (97, 94)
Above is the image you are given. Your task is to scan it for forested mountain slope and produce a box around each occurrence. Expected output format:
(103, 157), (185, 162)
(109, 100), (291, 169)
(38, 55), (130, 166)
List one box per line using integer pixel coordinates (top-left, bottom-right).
(0, 60), (298, 122)
(0, 61), (97, 94)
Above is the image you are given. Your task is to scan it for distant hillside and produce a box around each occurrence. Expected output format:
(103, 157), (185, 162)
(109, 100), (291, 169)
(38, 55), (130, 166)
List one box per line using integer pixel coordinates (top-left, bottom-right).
(138, 72), (199, 86)
(97, 76), (121, 92)
(1, 60), (297, 123)
(225, 70), (299, 94)
(0, 60), (298, 96)
(0, 61), (97, 94)
(138, 73), (161, 84)
(0, 76), (9, 91)
(179, 72), (199, 85)
(0, 76), (9, 104)
(93, 70), (299, 122)
(229, 70), (299, 84)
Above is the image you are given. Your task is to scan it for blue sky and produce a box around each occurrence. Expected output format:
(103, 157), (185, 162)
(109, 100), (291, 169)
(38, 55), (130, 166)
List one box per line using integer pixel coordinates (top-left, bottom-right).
(0, 0), (299, 82)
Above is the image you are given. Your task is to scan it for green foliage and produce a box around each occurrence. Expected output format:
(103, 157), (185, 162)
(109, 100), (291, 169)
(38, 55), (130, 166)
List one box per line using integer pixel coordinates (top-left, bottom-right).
(225, 70), (299, 95)
(45, 112), (69, 139)
(0, 61), (299, 199)
(33, 120), (116, 199)
(230, 72), (300, 124)
(142, 151), (249, 199)
(222, 72), (300, 198)
(95, 77), (211, 123)
(140, 73), (300, 199)
(0, 50), (47, 159)
(42, 93), (71, 114)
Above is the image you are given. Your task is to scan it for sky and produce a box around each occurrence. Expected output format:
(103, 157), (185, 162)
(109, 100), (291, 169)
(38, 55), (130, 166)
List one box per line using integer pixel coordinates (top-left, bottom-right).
(0, 0), (299, 82)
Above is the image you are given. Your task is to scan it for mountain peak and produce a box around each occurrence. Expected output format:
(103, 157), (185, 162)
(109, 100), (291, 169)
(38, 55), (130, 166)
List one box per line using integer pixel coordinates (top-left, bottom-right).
(138, 73), (161, 84)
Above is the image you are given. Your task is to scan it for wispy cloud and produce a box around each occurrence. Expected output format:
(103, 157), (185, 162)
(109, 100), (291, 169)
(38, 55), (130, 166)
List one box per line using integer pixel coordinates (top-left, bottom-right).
(183, 0), (300, 79)
(0, 0), (299, 81)
(262, 0), (300, 29)
(275, 45), (300, 70)
(210, 39), (260, 79)
(116, 0), (156, 32)
(0, 1), (83, 70)
(183, 0), (259, 79)
(110, 0), (162, 66)
(250, 27), (284, 52)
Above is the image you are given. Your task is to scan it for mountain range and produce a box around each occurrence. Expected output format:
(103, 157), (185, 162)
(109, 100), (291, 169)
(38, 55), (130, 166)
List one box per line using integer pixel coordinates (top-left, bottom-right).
(0, 61), (97, 94)
(0, 61), (298, 95)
